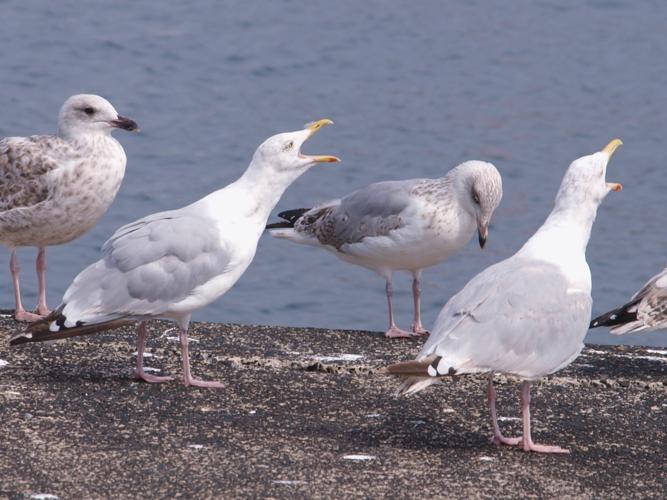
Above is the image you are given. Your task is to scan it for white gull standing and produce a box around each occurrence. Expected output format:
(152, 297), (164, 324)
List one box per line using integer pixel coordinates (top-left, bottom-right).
(385, 139), (623, 453)
(0, 94), (138, 321)
(267, 161), (503, 337)
(590, 265), (667, 334)
(10, 120), (340, 388)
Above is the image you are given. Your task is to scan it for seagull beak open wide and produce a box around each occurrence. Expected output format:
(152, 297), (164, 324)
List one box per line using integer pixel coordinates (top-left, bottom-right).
(111, 115), (140, 132)
(602, 138), (623, 192)
(300, 119), (340, 163)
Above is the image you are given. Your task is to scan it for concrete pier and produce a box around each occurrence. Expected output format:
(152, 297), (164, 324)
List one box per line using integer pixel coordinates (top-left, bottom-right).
(1, 315), (665, 498)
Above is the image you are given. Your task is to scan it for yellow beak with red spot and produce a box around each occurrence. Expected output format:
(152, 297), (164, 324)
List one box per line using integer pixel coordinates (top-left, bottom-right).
(301, 119), (340, 163)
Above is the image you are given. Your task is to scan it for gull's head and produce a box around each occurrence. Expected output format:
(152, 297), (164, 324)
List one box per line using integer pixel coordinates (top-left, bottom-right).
(454, 161), (503, 248)
(252, 119), (340, 172)
(57, 94), (139, 139)
(555, 139), (623, 208)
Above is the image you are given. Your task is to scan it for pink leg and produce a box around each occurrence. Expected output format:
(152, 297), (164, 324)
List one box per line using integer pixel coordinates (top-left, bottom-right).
(10, 249), (42, 322)
(384, 276), (414, 338)
(519, 381), (569, 454)
(35, 247), (51, 316)
(410, 272), (429, 336)
(487, 376), (521, 446)
(133, 322), (173, 383)
(179, 326), (224, 388)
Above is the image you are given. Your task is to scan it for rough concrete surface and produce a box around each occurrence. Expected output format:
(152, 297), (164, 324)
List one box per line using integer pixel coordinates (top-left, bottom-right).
(0, 311), (665, 499)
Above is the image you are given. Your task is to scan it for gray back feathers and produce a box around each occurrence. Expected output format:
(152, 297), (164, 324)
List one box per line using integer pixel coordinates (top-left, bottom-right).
(419, 257), (591, 379)
(294, 179), (426, 249)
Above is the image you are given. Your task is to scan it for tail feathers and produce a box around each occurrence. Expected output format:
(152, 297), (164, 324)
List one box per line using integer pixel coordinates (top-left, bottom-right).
(10, 308), (133, 346)
(383, 357), (437, 376)
(265, 208), (311, 229)
(383, 355), (452, 396)
(396, 376), (440, 396)
(609, 321), (647, 336)
(590, 302), (638, 330)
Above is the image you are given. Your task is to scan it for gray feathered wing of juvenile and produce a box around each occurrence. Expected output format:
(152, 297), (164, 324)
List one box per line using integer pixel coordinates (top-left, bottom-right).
(590, 266), (667, 334)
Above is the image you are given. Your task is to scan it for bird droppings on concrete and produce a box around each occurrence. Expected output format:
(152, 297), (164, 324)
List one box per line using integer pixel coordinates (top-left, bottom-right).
(0, 314), (665, 498)
(312, 354), (364, 362)
(342, 454), (377, 461)
(132, 351), (158, 358)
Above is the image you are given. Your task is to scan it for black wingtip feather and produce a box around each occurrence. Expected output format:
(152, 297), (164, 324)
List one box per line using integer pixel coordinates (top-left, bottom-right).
(265, 208), (311, 230)
(10, 307), (133, 346)
(278, 208), (311, 224)
(265, 221), (293, 229)
(589, 302), (638, 329)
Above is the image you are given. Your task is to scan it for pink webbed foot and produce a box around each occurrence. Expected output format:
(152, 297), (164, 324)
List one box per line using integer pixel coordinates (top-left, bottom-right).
(133, 368), (174, 384)
(14, 310), (46, 322)
(490, 434), (522, 446)
(385, 325), (421, 338)
(521, 439), (569, 454)
(183, 375), (225, 389)
(411, 324), (430, 336)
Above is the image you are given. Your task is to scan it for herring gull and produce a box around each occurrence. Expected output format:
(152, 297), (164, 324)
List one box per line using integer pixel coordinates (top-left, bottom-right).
(385, 139), (624, 453)
(10, 120), (340, 388)
(1, 94), (138, 321)
(267, 161), (502, 337)
(590, 266), (667, 334)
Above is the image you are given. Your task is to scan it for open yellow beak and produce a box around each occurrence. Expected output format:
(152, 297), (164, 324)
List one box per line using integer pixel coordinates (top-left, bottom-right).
(602, 138), (622, 157)
(302, 119), (340, 163)
(602, 138), (623, 192)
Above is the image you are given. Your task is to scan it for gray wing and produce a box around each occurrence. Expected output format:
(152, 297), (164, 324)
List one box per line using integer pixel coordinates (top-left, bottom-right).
(0, 135), (77, 212)
(630, 267), (667, 327)
(61, 210), (232, 323)
(605, 266), (667, 334)
(295, 180), (418, 249)
(419, 257), (592, 378)
(632, 267), (667, 330)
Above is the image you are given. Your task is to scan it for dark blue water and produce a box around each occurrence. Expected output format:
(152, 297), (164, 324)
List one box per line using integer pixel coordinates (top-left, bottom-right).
(1, 0), (665, 346)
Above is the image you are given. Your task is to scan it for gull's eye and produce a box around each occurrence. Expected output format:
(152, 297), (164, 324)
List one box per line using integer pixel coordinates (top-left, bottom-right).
(283, 140), (294, 151)
(472, 192), (480, 205)
(83, 107), (95, 116)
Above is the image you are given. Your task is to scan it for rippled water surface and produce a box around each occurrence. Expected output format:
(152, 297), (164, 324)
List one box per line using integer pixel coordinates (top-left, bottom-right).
(1, 0), (665, 346)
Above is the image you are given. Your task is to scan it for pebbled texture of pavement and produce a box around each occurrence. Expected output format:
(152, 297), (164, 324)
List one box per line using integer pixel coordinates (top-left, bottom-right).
(0, 313), (665, 498)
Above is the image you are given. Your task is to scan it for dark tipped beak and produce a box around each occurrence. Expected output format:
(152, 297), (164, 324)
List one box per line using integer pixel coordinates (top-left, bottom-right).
(478, 223), (488, 249)
(111, 115), (139, 132)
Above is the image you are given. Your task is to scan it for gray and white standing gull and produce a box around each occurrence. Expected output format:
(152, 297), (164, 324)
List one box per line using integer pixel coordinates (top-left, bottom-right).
(385, 139), (623, 453)
(590, 265), (667, 334)
(267, 161), (503, 337)
(0, 94), (138, 321)
(11, 120), (340, 388)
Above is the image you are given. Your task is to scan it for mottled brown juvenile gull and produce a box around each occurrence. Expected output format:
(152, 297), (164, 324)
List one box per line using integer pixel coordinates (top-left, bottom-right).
(385, 139), (624, 453)
(11, 120), (339, 388)
(267, 161), (502, 337)
(0, 94), (138, 321)
(590, 265), (667, 334)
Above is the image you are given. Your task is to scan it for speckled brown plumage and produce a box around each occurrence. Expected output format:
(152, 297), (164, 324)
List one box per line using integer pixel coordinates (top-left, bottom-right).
(0, 94), (135, 321)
